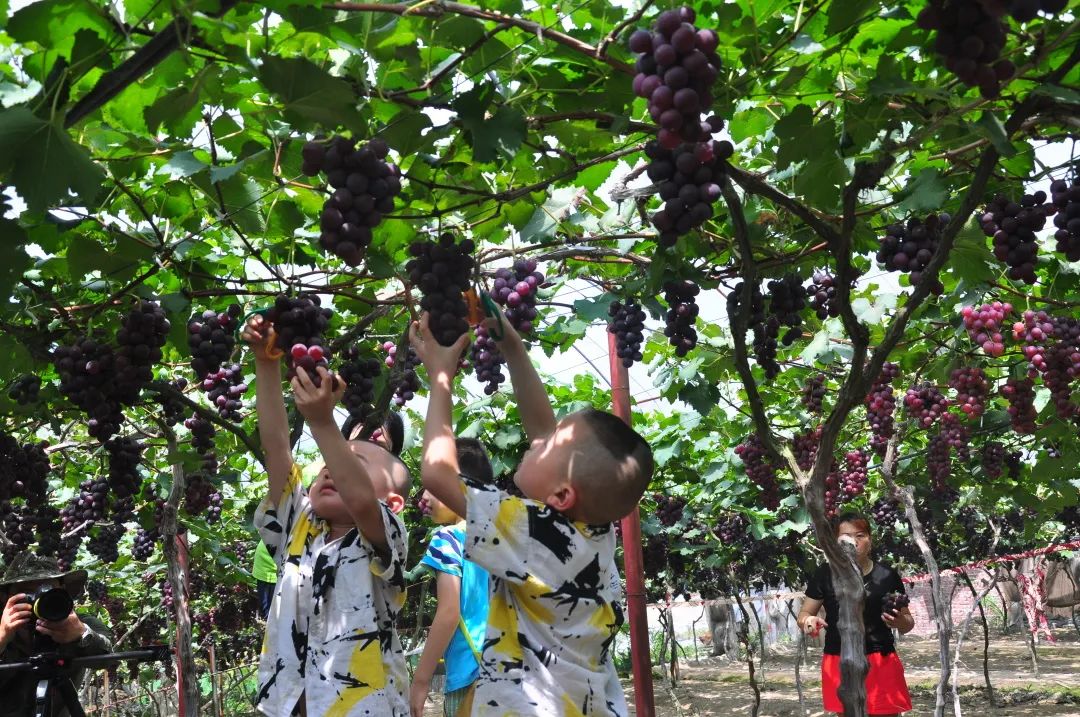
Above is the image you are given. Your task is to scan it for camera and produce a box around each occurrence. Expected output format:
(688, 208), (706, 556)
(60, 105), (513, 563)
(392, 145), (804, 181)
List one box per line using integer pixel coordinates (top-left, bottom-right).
(21, 587), (74, 622)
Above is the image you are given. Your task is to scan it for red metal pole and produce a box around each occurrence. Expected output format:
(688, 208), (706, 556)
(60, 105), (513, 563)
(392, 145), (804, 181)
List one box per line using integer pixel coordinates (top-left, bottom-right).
(609, 331), (656, 717)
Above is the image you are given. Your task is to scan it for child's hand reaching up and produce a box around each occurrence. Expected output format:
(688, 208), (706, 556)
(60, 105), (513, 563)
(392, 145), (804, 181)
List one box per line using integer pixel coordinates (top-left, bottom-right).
(292, 366), (346, 427)
(409, 313), (470, 388)
(241, 315), (281, 363)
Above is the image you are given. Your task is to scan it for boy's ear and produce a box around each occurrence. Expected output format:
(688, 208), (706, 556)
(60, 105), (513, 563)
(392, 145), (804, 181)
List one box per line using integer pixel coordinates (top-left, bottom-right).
(548, 483), (577, 513)
(384, 492), (406, 514)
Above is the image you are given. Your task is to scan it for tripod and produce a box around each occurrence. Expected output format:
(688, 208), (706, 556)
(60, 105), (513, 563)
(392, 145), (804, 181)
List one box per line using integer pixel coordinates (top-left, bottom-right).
(0, 645), (170, 717)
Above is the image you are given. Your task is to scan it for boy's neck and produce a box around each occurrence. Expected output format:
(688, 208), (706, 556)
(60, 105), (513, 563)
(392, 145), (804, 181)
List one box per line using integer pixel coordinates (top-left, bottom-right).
(326, 523), (353, 541)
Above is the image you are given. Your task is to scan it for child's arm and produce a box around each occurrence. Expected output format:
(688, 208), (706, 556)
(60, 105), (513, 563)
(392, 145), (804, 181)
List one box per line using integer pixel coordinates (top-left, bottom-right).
(293, 367), (389, 551)
(488, 314), (556, 442)
(242, 315), (293, 502)
(409, 572), (461, 717)
(410, 315), (469, 518)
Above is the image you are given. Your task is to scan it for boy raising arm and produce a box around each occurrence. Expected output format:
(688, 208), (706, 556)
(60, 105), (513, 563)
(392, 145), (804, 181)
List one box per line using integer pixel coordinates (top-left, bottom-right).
(410, 313), (654, 717)
(244, 315), (410, 717)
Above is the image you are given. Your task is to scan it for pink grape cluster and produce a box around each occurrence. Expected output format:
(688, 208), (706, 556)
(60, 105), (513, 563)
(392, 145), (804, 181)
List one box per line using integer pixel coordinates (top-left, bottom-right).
(842, 450), (869, 499)
(288, 343), (330, 386)
(629, 7), (722, 149)
(491, 258), (544, 334)
(201, 364), (246, 421)
(794, 425), (822, 471)
(981, 441), (1006, 479)
(948, 367), (989, 419)
(865, 362), (900, 455)
(382, 341), (421, 406)
(904, 383), (950, 427)
(734, 435), (780, 510)
(961, 301), (1012, 356)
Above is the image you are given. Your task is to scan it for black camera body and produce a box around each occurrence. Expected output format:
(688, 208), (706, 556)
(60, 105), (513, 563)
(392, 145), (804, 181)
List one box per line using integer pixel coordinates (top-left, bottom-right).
(21, 587), (74, 622)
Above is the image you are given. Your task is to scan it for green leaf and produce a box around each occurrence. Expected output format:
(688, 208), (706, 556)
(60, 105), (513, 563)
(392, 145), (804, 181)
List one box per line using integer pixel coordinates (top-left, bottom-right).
(825, 0), (877, 36)
(895, 168), (948, 213)
(0, 107), (43, 175)
(258, 56), (363, 130)
(0, 219), (31, 307)
(5, 116), (104, 213)
(6, 0), (112, 56)
(161, 151), (208, 180)
(975, 112), (1015, 158)
(949, 221), (998, 286)
(1031, 84), (1080, 104)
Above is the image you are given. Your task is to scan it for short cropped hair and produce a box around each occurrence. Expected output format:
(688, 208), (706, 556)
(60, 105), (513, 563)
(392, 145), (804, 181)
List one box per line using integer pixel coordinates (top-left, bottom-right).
(832, 511), (871, 536)
(456, 437), (493, 483)
(343, 410), (405, 456)
(571, 408), (654, 524)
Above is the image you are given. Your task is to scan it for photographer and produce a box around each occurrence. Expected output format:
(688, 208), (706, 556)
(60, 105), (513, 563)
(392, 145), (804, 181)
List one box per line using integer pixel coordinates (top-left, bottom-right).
(0, 554), (113, 717)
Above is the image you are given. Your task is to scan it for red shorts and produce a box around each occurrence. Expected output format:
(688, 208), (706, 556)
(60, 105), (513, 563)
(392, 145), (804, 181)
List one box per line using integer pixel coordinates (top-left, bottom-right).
(821, 651), (912, 715)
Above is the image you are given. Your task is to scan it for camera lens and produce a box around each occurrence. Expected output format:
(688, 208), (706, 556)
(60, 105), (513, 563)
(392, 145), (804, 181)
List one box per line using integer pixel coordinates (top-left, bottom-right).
(31, 588), (74, 622)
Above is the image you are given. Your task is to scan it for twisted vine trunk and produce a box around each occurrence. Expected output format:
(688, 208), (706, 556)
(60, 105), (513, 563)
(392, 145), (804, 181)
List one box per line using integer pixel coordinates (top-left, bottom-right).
(732, 590), (761, 717)
(163, 432), (199, 717)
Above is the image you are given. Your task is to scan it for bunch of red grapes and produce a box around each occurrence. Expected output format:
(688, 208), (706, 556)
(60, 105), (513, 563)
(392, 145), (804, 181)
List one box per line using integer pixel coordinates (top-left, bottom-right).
(490, 258), (544, 334)
(961, 301), (1012, 356)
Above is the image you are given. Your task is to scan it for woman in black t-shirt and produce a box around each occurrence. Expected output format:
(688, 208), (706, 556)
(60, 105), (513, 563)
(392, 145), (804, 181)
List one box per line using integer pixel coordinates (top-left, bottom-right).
(797, 512), (915, 716)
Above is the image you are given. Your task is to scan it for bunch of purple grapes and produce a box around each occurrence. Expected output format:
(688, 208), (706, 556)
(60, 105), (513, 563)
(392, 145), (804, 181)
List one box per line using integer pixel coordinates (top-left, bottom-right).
(112, 300), (170, 404)
(794, 425), (822, 471)
(655, 494), (686, 527)
(159, 378), (188, 426)
(882, 591), (910, 614)
(629, 6), (722, 149)
(802, 374), (827, 413)
(201, 364), (246, 421)
(940, 413), (971, 461)
(727, 281), (774, 374)
(1001, 377), (1038, 433)
(470, 326), (506, 395)
(609, 299), (647, 369)
(1012, 310), (1080, 418)
(53, 337), (125, 441)
(87, 523), (125, 564)
(715, 513), (751, 549)
(266, 294), (334, 378)
(948, 367), (989, 419)
(824, 463), (842, 517)
(981, 192), (1048, 284)
(132, 526), (157, 560)
(490, 258), (543, 334)
(927, 429), (953, 492)
(184, 473), (217, 517)
(904, 383), (950, 427)
(339, 345), (382, 423)
(735, 435), (780, 510)
(961, 302), (1012, 356)
(876, 213), (949, 294)
(301, 136), (402, 266)
(408, 233), (475, 346)
(916, 0), (1014, 98)
(842, 450), (869, 499)
(865, 362), (900, 455)
(981, 440), (1007, 479)
(644, 137), (732, 245)
(105, 437), (143, 500)
(382, 341), (421, 406)
(871, 497), (901, 528)
(806, 270), (842, 320)
(7, 374), (41, 405)
(1050, 176), (1080, 259)
(188, 305), (241, 379)
(664, 279), (700, 357)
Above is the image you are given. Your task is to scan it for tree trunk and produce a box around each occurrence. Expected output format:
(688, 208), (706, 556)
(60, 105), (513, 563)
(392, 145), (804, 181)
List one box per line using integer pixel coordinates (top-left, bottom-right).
(732, 590), (761, 717)
(162, 432), (199, 717)
(786, 600), (808, 717)
(953, 570), (1000, 715)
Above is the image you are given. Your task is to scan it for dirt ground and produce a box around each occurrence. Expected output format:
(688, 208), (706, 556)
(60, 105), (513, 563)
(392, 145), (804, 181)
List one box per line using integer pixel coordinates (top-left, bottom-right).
(633, 627), (1080, 716)
(422, 628), (1080, 716)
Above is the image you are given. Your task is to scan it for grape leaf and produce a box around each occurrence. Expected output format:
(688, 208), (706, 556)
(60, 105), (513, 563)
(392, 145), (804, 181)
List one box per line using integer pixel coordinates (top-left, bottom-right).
(258, 56), (363, 130)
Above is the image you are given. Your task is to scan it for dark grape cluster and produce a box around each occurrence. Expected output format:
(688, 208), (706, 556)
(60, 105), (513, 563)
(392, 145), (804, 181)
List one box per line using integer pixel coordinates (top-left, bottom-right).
(654, 494), (686, 527)
(0, 503), (36, 561)
(981, 192), (1048, 284)
(87, 523), (125, 564)
(339, 344), (382, 423)
(491, 258), (544, 335)
(981, 440), (1007, 479)
(35, 506), (62, 559)
(806, 270), (843, 320)
(7, 374), (41, 405)
(940, 413), (971, 462)
(802, 374), (827, 414)
(188, 305), (241, 379)
(824, 464), (842, 517)
(0, 434), (49, 504)
(865, 362), (900, 455)
(158, 378), (189, 426)
(301, 136), (402, 266)
(206, 491), (223, 524)
(876, 213), (949, 294)
(1001, 377), (1038, 433)
(132, 527), (157, 560)
(62, 478), (109, 528)
(629, 7), (722, 149)
(470, 326), (506, 396)
(87, 579), (107, 603)
(727, 280), (776, 375)
(408, 234), (475, 345)
(200, 364), (246, 421)
(382, 342), (421, 406)
(664, 279), (700, 357)
(904, 383), (950, 427)
(266, 294), (334, 376)
(644, 137), (732, 245)
(105, 437), (143, 500)
(715, 513), (751, 549)
(948, 367), (989, 419)
(916, 0), (1014, 98)
(185, 415), (216, 456)
(765, 274), (806, 346)
(609, 299), (647, 369)
(112, 300), (170, 404)
(927, 429), (952, 492)
(882, 591), (911, 614)
(842, 450), (869, 499)
(734, 435), (780, 510)
(961, 302), (1012, 356)
(794, 425), (822, 471)
(53, 337), (125, 441)
(185, 473), (217, 517)
(871, 497), (901, 528)
(1050, 177), (1080, 259)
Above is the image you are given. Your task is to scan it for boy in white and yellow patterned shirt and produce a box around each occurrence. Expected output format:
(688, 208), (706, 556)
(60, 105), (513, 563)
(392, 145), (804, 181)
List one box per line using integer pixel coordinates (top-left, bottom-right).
(410, 312), (654, 717)
(244, 315), (411, 717)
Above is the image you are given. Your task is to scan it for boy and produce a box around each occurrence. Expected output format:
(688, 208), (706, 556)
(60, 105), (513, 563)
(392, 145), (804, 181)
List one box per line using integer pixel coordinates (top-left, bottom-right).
(410, 313), (654, 716)
(410, 438), (493, 717)
(243, 315), (411, 717)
